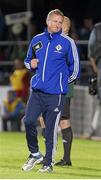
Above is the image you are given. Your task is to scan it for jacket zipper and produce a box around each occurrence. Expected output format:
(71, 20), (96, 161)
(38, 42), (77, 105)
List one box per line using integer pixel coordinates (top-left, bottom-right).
(42, 42), (50, 82)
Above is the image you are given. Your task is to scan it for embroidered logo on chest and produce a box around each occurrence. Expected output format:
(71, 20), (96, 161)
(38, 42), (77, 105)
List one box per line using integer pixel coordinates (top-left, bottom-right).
(55, 44), (62, 51)
(55, 44), (62, 53)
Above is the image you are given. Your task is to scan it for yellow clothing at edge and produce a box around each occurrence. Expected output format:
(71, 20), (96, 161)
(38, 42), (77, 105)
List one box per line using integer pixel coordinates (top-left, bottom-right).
(10, 69), (27, 90)
(3, 98), (22, 112)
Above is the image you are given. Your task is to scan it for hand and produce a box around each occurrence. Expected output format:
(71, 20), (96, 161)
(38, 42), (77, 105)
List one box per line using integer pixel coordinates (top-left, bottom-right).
(31, 58), (39, 69)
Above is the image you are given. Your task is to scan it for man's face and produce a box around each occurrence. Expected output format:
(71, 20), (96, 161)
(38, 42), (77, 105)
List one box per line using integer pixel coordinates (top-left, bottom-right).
(46, 14), (64, 33)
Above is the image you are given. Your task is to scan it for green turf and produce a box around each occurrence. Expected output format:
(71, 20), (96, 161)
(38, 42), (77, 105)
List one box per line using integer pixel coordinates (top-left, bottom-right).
(0, 132), (101, 179)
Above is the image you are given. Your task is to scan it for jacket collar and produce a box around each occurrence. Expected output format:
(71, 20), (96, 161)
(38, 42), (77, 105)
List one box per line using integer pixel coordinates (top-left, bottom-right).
(44, 28), (62, 40)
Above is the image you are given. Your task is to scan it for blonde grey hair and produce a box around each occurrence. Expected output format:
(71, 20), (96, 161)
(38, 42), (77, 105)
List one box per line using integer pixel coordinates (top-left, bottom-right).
(46, 9), (64, 21)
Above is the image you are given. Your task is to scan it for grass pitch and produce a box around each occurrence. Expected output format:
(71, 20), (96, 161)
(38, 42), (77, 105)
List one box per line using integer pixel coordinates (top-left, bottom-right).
(0, 132), (101, 179)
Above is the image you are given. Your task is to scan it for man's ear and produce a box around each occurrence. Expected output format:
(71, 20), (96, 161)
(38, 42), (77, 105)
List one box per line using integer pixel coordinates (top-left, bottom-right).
(46, 18), (51, 26)
(46, 18), (50, 26)
(46, 19), (48, 26)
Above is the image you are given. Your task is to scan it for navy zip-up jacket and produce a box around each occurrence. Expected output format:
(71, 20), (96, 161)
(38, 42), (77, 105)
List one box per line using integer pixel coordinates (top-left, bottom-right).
(24, 29), (80, 94)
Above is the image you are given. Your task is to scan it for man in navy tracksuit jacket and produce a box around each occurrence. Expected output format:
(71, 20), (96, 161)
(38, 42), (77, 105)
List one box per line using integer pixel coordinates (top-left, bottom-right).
(22, 9), (80, 173)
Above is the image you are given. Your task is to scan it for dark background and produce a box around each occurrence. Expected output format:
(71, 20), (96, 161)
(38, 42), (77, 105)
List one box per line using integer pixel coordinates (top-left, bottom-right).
(0, 0), (101, 32)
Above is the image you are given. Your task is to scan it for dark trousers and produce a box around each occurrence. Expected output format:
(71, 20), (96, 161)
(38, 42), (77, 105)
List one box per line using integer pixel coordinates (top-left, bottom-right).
(24, 89), (65, 166)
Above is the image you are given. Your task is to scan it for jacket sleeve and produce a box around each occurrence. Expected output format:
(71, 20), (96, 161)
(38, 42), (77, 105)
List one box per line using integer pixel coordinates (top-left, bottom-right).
(67, 39), (80, 83)
(24, 39), (34, 70)
(88, 28), (96, 59)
